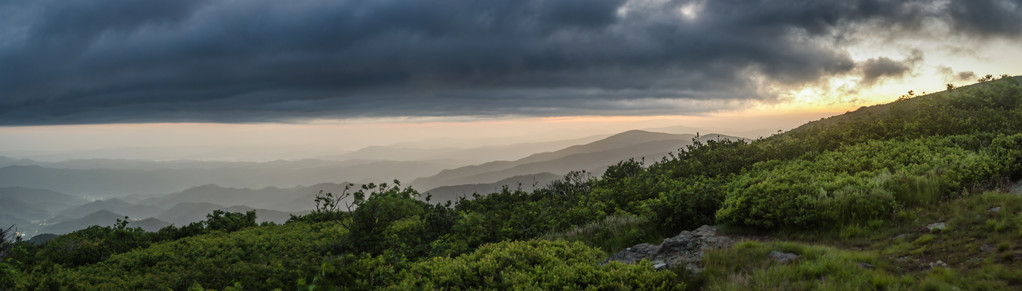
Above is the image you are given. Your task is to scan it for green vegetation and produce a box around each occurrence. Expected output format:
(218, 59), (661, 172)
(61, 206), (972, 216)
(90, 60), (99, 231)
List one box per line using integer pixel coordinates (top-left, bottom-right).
(692, 190), (1022, 290)
(0, 77), (1020, 289)
(307, 240), (684, 290)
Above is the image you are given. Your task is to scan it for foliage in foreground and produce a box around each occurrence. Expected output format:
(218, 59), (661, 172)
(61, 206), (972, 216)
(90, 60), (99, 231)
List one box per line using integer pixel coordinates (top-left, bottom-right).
(718, 133), (1022, 229)
(15, 221), (345, 290)
(307, 239), (684, 290)
(694, 191), (1022, 290)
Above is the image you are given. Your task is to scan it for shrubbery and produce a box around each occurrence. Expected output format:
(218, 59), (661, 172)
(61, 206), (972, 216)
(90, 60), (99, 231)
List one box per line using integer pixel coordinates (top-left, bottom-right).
(16, 221), (346, 290)
(308, 240), (684, 290)
(718, 134), (1022, 228)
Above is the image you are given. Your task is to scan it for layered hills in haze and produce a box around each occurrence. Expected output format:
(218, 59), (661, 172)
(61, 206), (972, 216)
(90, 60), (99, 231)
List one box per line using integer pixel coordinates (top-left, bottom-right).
(412, 131), (743, 191)
(2, 129), (746, 238)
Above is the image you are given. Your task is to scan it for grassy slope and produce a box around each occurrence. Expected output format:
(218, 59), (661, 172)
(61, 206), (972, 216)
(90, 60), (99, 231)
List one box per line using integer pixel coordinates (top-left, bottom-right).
(684, 77), (1022, 289)
(695, 190), (1022, 290)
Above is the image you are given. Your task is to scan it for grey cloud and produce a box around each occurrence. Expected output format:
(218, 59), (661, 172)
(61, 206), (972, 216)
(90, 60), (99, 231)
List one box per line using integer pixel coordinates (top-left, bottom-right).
(957, 71), (977, 81)
(860, 50), (924, 86)
(950, 0), (1022, 37)
(937, 66), (978, 83)
(0, 0), (1015, 125)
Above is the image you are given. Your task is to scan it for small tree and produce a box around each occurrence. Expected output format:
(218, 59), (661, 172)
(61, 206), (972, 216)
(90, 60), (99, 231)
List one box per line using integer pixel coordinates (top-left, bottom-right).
(205, 210), (257, 232)
(0, 225), (17, 260)
(314, 184), (354, 213)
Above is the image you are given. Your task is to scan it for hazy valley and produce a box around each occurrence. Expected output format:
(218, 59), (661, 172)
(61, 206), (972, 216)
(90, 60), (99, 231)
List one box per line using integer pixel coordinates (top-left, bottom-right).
(1, 129), (733, 238)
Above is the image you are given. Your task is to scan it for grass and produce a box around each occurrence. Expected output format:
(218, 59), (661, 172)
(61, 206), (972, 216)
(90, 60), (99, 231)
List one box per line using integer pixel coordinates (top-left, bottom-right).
(557, 190), (1022, 290)
(540, 214), (665, 253)
(698, 241), (910, 290)
(693, 190), (1022, 289)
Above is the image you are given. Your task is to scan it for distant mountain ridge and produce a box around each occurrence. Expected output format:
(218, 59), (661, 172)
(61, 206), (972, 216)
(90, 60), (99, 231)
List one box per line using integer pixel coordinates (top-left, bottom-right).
(140, 183), (355, 212)
(411, 130), (745, 190)
(155, 202), (297, 226)
(0, 159), (459, 197)
(423, 173), (562, 203)
(318, 134), (610, 163)
(57, 198), (165, 220)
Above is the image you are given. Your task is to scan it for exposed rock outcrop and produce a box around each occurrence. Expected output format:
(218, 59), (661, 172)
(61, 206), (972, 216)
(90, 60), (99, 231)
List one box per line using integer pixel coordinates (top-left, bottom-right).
(603, 225), (732, 273)
(768, 251), (798, 263)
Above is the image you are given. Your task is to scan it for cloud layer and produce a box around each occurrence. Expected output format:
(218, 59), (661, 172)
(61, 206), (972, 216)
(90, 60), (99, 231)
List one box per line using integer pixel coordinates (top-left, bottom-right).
(1, 0), (1019, 125)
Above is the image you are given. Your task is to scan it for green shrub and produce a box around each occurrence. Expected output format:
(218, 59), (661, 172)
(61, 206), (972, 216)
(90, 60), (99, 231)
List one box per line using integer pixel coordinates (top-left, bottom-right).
(541, 215), (661, 253)
(718, 135), (1018, 229)
(395, 240), (684, 290)
(641, 176), (723, 234)
(19, 222), (347, 290)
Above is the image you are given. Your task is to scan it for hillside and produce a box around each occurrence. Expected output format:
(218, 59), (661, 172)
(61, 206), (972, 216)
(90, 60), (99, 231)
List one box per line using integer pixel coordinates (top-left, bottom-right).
(423, 172), (562, 203)
(0, 186), (87, 213)
(140, 182), (354, 212)
(411, 131), (744, 190)
(0, 159), (461, 197)
(318, 134), (607, 163)
(57, 198), (165, 220)
(0, 197), (50, 222)
(154, 202), (298, 226)
(40, 210), (126, 234)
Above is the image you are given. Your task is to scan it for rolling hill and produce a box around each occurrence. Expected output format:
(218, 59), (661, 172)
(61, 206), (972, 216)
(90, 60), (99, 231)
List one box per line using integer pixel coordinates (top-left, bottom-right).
(155, 202), (298, 225)
(40, 210), (125, 234)
(57, 198), (166, 220)
(0, 186), (88, 213)
(0, 197), (51, 221)
(423, 173), (562, 203)
(0, 159), (460, 198)
(139, 182), (355, 212)
(318, 134), (609, 163)
(410, 131), (745, 190)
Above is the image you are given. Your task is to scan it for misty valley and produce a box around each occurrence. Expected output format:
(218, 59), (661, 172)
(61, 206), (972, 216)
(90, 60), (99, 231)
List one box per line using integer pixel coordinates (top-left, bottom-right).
(1, 130), (734, 239)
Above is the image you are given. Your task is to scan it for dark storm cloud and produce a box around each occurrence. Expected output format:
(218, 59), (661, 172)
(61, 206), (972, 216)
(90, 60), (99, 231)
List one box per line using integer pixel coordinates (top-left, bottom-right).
(949, 0), (1022, 37)
(0, 0), (1017, 125)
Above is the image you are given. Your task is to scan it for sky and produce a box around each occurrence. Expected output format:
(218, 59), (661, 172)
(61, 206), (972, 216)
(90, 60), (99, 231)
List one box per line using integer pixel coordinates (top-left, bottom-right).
(1, 0), (1021, 161)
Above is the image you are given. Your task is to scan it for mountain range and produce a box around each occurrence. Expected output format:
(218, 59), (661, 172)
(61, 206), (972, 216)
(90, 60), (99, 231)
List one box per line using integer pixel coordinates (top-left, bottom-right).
(411, 131), (744, 190)
(4, 129), (748, 239)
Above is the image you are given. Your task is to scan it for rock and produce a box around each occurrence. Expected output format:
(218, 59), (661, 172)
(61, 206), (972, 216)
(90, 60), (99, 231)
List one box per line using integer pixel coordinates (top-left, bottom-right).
(768, 251), (798, 263)
(927, 222), (946, 232)
(980, 244), (997, 253)
(856, 262), (874, 269)
(604, 243), (659, 264)
(603, 225), (733, 273)
(653, 262), (668, 270)
(989, 207), (1002, 213)
(928, 260), (948, 269)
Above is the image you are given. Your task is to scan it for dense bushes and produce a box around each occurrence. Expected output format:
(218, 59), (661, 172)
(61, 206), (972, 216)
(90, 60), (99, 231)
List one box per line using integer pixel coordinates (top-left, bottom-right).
(309, 240), (684, 290)
(16, 221), (346, 290)
(640, 176), (723, 234)
(541, 215), (661, 253)
(718, 134), (1022, 228)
